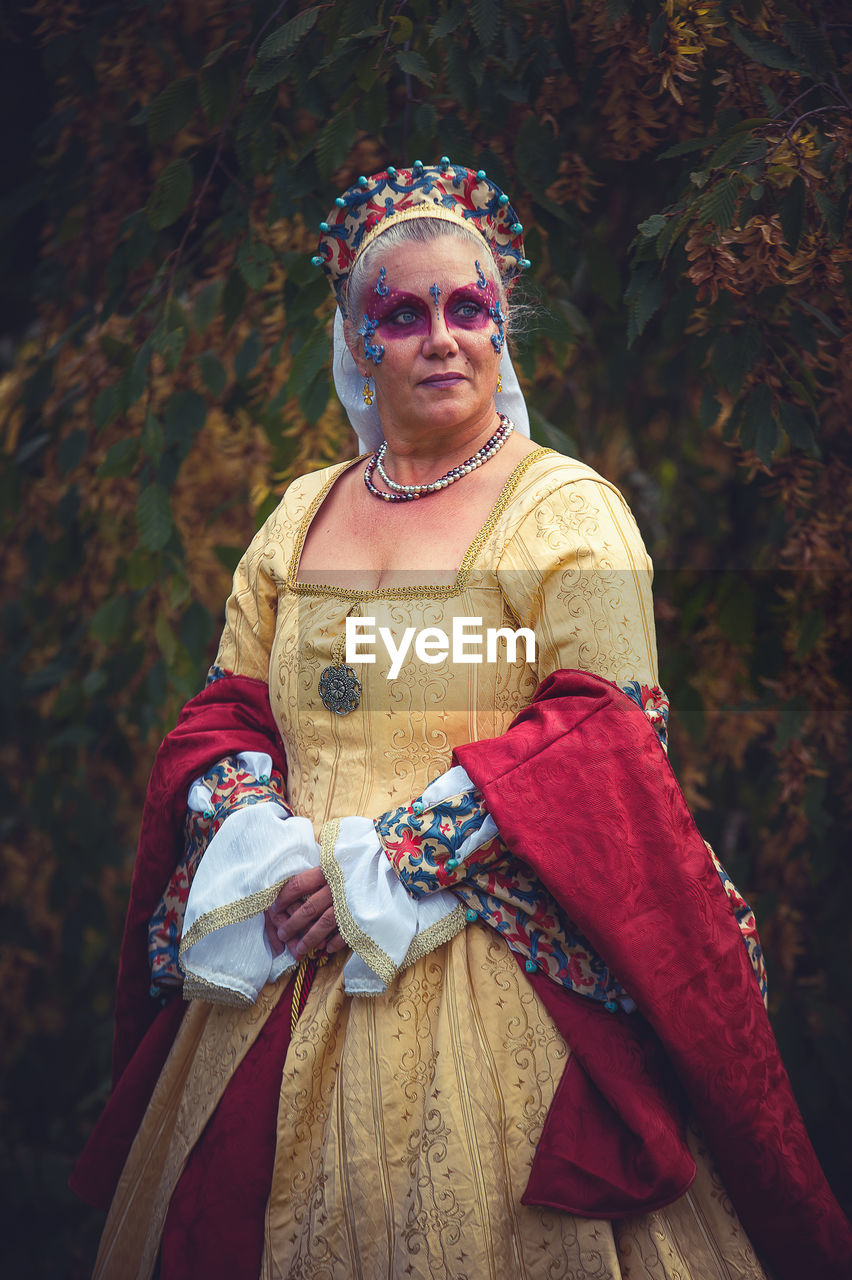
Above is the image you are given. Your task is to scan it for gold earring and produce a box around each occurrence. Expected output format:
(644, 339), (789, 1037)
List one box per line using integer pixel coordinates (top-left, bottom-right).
(362, 376), (373, 406)
(496, 372), (503, 394)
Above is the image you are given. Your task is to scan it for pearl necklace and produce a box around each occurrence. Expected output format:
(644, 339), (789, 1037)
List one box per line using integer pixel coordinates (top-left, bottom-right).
(364, 416), (514, 503)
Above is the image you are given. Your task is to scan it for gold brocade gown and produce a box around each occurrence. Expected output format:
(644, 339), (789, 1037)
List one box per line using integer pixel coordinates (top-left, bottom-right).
(95, 452), (769, 1280)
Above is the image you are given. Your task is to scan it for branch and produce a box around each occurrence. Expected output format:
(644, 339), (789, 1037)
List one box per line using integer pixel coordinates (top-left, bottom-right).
(161, 0), (297, 312)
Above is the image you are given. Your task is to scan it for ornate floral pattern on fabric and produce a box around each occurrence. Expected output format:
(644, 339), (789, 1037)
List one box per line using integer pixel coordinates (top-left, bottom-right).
(376, 789), (630, 1009)
(621, 680), (670, 751)
(376, 724), (767, 1010)
(148, 756), (288, 993)
(706, 842), (768, 1004)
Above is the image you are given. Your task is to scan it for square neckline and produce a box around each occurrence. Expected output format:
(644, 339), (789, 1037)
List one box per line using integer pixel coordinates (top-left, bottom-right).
(286, 448), (553, 601)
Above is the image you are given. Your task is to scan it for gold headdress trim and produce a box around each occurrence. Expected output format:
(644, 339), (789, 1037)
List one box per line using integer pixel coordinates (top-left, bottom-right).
(352, 203), (489, 272)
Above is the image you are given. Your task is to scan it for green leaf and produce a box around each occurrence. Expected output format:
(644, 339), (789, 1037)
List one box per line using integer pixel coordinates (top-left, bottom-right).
(727, 24), (805, 72)
(197, 352), (227, 397)
(147, 76), (197, 146)
(711, 330), (753, 396)
(390, 15), (414, 43)
(192, 279), (224, 332)
(156, 327), (187, 373)
(655, 209), (690, 263)
(815, 191), (841, 242)
(123, 341), (151, 409)
(98, 335), (133, 367)
(699, 385), (721, 431)
(146, 158), (193, 231)
(795, 610), (824, 659)
(222, 269), (247, 332)
(154, 612), (177, 665)
(697, 176), (739, 232)
(247, 54), (294, 92)
(180, 600), (214, 658)
(757, 83), (782, 115)
(514, 116), (561, 196)
(163, 389), (207, 456)
(395, 49), (434, 86)
(658, 135), (713, 160)
(638, 213), (667, 238)
(315, 109), (357, 181)
(780, 21), (834, 77)
(289, 329), (331, 403)
(200, 60), (236, 127)
(706, 131), (759, 171)
(237, 237), (274, 289)
(57, 430), (88, 475)
(776, 398), (817, 452)
(98, 436), (139, 477)
(93, 383), (120, 432)
(202, 40), (237, 68)
(234, 330), (263, 383)
(446, 42), (476, 115)
(257, 7), (320, 60)
(625, 263), (663, 347)
(141, 411), (164, 465)
(90, 595), (130, 646)
(213, 545), (245, 574)
(779, 177), (806, 251)
(137, 482), (172, 551)
(429, 6), (465, 42)
(469, 0), (501, 47)
(738, 383), (777, 464)
(301, 374), (329, 422)
(554, 299), (590, 338)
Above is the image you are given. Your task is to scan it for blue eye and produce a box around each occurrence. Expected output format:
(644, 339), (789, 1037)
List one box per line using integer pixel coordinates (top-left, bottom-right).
(390, 307), (419, 325)
(454, 300), (483, 319)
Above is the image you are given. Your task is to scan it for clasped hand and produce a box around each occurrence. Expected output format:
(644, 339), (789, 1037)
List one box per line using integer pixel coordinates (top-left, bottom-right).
(264, 866), (345, 961)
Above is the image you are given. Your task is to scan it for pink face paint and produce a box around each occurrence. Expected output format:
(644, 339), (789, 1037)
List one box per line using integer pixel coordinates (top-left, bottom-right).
(443, 284), (493, 331)
(372, 289), (431, 338)
(369, 272), (500, 340)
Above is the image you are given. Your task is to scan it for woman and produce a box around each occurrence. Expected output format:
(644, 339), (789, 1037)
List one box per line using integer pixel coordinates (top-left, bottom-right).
(75, 162), (852, 1279)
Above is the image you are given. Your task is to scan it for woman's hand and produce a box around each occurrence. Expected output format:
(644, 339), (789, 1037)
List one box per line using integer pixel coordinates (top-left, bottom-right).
(264, 866), (346, 961)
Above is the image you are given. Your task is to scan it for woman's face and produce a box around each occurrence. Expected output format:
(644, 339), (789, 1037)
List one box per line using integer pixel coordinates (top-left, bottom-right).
(346, 236), (505, 441)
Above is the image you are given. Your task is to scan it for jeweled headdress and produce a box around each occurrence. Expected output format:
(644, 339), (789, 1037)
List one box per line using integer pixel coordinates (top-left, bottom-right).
(312, 158), (530, 313)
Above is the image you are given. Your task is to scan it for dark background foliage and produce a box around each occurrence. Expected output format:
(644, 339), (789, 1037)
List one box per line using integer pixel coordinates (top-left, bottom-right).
(1, 1), (850, 1273)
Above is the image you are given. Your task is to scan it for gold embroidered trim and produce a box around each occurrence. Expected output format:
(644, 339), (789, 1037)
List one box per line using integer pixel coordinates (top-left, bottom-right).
(321, 819), (397, 983)
(182, 972), (254, 1007)
(179, 876), (290, 955)
(287, 449), (555, 601)
(353, 203), (483, 266)
(402, 903), (467, 966)
(320, 819), (468, 985)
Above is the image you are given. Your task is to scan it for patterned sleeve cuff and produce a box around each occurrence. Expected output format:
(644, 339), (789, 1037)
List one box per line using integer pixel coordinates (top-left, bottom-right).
(179, 808), (320, 1007)
(148, 752), (292, 994)
(320, 817), (466, 996)
(375, 765), (504, 896)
